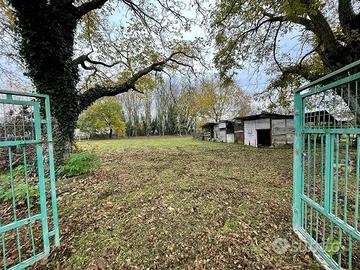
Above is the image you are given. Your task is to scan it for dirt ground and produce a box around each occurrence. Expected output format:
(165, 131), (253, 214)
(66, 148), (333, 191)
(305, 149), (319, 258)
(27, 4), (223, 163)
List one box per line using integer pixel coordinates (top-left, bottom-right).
(33, 137), (322, 269)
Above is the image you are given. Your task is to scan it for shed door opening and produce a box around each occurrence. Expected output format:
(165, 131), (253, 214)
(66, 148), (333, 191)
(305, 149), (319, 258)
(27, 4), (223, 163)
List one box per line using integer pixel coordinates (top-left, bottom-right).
(257, 129), (271, 147)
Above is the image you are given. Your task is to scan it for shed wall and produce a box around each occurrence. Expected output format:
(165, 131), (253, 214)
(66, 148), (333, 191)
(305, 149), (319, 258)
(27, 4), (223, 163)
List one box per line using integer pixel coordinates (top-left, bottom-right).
(244, 118), (270, 147)
(218, 130), (227, 142)
(244, 118), (294, 147)
(213, 125), (220, 141)
(271, 119), (294, 146)
(218, 122), (226, 129)
(226, 134), (235, 143)
(213, 125), (227, 142)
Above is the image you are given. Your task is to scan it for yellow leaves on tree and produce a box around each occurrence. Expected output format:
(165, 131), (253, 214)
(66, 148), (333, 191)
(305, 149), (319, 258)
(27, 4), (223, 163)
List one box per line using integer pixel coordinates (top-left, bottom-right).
(0, 1), (16, 28)
(79, 11), (99, 40)
(195, 79), (251, 122)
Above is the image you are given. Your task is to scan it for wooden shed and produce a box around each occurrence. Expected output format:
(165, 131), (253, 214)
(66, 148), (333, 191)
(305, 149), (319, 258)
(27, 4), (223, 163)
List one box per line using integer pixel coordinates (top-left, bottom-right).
(214, 120), (235, 143)
(233, 117), (244, 144)
(304, 110), (349, 127)
(201, 122), (217, 141)
(241, 112), (294, 147)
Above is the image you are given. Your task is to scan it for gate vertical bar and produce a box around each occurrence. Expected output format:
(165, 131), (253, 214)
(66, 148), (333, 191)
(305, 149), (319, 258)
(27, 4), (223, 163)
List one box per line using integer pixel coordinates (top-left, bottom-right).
(293, 91), (304, 230)
(33, 102), (50, 254)
(45, 96), (60, 246)
(324, 133), (334, 213)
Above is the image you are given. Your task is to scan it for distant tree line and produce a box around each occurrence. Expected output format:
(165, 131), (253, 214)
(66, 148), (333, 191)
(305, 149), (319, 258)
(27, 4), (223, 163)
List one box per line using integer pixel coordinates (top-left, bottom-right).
(78, 75), (251, 138)
(119, 75), (251, 137)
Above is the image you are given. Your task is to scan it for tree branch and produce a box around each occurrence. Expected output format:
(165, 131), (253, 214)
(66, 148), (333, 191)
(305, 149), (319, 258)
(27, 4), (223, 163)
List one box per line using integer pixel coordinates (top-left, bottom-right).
(212, 0), (237, 26)
(75, 0), (109, 19)
(299, 44), (321, 67)
(269, 63), (320, 91)
(130, 85), (144, 94)
(78, 51), (196, 111)
(307, 9), (338, 55)
(264, 4), (340, 67)
(262, 10), (313, 31)
(10, 0), (46, 17)
(273, 21), (283, 72)
(73, 53), (120, 70)
(155, 0), (187, 22)
(122, 0), (161, 27)
(219, 17), (275, 66)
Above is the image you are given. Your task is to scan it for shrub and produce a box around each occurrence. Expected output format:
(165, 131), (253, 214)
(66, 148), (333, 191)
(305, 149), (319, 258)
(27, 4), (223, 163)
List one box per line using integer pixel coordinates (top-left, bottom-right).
(0, 169), (39, 206)
(13, 165), (25, 179)
(1, 183), (39, 205)
(59, 152), (100, 177)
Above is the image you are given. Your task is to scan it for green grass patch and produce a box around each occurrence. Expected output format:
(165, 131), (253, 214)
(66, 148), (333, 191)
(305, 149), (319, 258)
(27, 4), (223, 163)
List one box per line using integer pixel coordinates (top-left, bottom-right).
(76, 136), (230, 151)
(42, 137), (322, 269)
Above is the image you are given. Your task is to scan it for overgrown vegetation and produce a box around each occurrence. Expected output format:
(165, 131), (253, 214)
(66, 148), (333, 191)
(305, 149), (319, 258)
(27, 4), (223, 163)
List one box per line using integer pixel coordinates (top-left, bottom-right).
(0, 182), (39, 205)
(59, 152), (100, 177)
(0, 165), (39, 205)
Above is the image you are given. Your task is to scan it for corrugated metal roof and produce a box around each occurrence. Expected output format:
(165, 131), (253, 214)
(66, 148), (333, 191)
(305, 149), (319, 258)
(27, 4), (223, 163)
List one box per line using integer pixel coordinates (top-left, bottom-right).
(240, 112), (294, 121)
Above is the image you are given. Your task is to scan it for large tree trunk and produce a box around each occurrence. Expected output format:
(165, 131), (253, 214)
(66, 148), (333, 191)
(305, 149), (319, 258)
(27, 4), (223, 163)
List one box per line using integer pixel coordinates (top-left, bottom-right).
(11, 0), (80, 163)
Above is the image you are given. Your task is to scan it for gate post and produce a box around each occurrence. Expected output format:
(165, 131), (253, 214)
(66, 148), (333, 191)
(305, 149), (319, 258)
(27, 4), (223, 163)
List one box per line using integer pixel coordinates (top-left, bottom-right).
(293, 92), (304, 231)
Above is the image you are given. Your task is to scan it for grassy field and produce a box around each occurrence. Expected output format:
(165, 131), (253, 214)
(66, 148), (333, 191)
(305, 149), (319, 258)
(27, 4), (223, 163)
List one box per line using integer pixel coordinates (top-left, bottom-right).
(35, 136), (321, 269)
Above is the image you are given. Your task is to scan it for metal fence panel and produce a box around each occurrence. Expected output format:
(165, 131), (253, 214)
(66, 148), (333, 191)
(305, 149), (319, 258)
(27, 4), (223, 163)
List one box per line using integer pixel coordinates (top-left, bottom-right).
(294, 62), (360, 269)
(0, 90), (59, 270)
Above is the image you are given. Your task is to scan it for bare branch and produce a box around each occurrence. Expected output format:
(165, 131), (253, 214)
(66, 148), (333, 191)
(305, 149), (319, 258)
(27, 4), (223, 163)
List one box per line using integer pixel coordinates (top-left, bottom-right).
(73, 53), (120, 70)
(299, 45), (321, 67)
(169, 59), (194, 72)
(271, 63), (320, 89)
(155, 0), (187, 22)
(73, 52), (92, 65)
(87, 59), (120, 68)
(122, 0), (161, 28)
(130, 85), (144, 94)
(219, 17), (275, 68)
(273, 21), (283, 72)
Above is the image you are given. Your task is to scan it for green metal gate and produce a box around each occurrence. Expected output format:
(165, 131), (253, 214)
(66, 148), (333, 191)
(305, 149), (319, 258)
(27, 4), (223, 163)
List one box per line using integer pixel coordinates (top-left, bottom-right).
(293, 61), (360, 269)
(0, 90), (59, 269)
